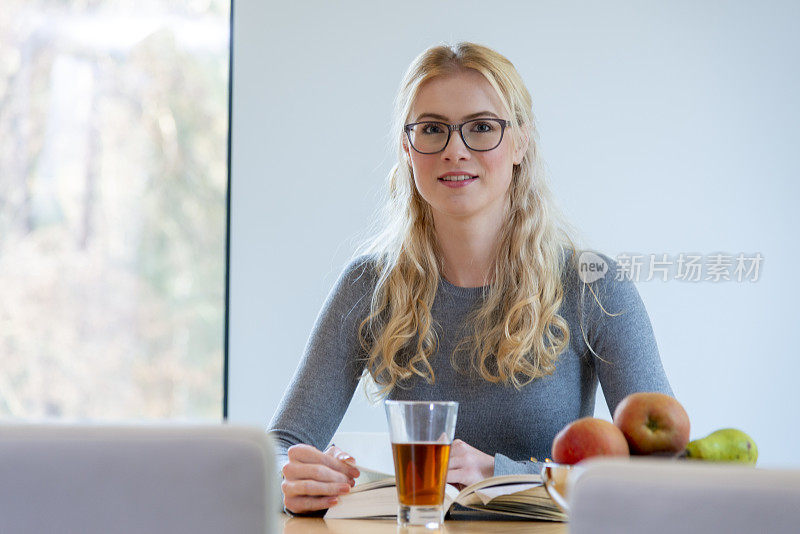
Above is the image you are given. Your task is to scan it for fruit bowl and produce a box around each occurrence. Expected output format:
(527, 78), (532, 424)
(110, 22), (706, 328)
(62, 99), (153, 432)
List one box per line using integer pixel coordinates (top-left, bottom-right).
(541, 462), (574, 514)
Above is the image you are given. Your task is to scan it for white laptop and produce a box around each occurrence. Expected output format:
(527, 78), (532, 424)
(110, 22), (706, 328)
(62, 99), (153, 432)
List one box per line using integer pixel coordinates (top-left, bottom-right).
(0, 423), (279, 534)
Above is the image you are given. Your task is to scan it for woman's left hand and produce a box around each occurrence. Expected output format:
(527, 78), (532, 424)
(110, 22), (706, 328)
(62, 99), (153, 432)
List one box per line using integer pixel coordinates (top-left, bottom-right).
(446, 439), (495, 489)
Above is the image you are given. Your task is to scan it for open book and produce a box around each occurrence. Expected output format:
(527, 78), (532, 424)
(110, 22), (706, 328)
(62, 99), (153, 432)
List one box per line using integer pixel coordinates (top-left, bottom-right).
(323, 465), (566, 521)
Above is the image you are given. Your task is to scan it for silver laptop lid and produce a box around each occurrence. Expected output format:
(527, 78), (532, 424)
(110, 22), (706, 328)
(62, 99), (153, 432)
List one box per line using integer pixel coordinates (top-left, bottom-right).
(569, 457), (800, 534)
(0, 423), (279, 534)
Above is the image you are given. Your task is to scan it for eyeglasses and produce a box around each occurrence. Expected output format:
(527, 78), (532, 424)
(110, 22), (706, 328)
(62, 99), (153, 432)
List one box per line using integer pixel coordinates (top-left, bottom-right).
(404, 118), (511, 154)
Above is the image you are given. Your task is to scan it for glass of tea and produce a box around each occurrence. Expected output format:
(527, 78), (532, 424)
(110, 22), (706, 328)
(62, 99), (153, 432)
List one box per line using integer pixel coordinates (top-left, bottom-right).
(384, 400), (459, 529)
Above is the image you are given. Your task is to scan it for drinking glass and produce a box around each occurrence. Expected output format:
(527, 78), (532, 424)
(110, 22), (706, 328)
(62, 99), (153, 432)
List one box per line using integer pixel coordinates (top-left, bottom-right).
(384, 400), (458, 529)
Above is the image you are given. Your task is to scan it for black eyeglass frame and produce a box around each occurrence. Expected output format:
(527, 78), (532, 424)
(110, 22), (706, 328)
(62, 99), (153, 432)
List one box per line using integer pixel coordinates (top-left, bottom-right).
(403, 118), (512, 154)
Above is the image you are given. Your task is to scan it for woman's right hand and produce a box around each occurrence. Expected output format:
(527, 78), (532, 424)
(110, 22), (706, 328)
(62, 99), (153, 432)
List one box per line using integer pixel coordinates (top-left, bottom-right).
(281, 443), (361, 514)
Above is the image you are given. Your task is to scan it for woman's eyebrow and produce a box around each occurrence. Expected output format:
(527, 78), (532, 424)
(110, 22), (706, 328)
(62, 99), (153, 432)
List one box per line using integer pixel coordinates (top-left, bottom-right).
(414, 111), (500, 122)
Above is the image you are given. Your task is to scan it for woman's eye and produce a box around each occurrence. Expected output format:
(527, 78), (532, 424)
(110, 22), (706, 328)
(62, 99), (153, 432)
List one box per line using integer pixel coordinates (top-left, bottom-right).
(471, 121), (496, 133)
(421, 123), (444, 135)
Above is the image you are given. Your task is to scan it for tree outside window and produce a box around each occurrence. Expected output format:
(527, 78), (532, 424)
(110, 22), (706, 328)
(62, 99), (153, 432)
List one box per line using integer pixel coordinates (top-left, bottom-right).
(0, 0), (229, 420)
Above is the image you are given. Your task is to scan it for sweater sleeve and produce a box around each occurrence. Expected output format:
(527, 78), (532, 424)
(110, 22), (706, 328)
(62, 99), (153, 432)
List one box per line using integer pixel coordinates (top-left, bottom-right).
(587, 253), (674, 415)
(494, 454), (545, 476)
(267, 256), (375, 473)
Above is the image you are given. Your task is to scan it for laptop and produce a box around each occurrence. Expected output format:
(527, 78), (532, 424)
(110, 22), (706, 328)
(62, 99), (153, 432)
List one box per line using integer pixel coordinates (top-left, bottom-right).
(0, 423), (279, 534)
(568, 456), (800, 534)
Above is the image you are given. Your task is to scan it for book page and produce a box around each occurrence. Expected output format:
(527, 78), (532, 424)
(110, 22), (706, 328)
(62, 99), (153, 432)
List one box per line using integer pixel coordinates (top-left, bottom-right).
(444, 483), (460, 511)
(349, 472), (395, 492)
(328, 431), (395, 485)
(352, 466), (394, 488)
(473, 482), (541, 505)
(454, 473), (543, 504)
(323, 485), (398, 519)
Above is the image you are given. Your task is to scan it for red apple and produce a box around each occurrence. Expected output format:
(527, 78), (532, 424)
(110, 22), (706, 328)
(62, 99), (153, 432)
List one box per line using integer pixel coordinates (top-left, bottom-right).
(613, 392), (690, 455)
(551, 417), (630, 465)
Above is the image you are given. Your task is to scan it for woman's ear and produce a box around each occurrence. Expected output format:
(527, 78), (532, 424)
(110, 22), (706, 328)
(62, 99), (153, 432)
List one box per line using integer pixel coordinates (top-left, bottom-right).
(513, 131), (530, 165)
(402, 141), (412, 163)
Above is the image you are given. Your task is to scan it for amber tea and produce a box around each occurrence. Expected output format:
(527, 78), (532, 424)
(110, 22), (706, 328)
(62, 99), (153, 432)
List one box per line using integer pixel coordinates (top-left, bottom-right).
(392, 442), (451, 506)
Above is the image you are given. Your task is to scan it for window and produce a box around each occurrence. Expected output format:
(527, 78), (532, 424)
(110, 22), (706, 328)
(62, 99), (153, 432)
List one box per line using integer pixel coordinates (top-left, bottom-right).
(0, 0), (230, 420)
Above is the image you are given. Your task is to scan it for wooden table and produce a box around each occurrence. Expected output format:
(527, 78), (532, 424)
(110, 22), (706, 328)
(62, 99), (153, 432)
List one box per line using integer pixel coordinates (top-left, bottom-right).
(280, 513), (568, 533)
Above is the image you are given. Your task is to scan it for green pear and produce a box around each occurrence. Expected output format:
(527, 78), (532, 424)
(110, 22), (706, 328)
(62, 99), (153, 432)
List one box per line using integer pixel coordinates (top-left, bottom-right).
(685, 428), (757, 464)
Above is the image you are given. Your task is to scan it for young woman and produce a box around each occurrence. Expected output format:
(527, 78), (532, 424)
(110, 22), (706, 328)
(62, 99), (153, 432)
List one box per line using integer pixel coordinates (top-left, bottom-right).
(269, 42), (673, 514)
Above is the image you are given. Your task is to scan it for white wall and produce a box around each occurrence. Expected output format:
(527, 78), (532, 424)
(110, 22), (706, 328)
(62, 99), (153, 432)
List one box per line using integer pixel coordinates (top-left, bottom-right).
(229, 0), (800, 468)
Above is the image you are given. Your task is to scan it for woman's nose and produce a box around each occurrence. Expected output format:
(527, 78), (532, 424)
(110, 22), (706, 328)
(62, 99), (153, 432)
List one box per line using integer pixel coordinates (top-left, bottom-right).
(441, 131), (471, 161)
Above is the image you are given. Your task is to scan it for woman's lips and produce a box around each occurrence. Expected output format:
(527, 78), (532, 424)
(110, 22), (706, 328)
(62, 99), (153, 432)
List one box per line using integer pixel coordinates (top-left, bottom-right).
(438, 175), (478, 188)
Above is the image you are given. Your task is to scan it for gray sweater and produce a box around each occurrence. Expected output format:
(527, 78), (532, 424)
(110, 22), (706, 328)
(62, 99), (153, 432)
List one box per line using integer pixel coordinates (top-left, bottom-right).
(268, 252), (673, 477)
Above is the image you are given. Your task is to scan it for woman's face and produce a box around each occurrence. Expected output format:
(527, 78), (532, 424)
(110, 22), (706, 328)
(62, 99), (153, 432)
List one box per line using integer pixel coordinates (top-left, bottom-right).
(404, 69), (525, 225)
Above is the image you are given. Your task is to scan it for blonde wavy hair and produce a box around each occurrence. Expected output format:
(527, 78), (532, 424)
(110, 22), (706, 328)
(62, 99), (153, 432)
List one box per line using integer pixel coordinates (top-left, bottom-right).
(355, 42), (603, 398)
